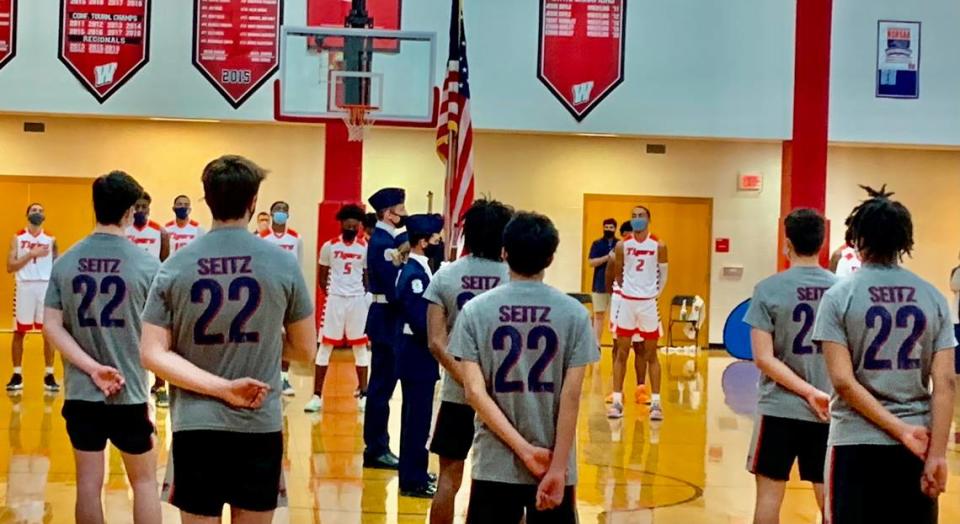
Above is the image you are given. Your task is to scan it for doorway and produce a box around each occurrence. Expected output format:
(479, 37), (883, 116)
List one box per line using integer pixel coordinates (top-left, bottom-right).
(581, 194), (713, 346)
(0, 176), (95, 331)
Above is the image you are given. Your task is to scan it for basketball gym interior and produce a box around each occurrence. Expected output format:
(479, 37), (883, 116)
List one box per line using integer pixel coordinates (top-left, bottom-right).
(0, 1), (957, 523)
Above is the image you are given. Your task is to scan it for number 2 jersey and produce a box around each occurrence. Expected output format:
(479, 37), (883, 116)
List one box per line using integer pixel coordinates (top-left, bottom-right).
(142, 227), (314, 433)
(448, 281), (599, 486)
(744, 266), (838, 422)
(44, 233), (160, 404)
(813, 264), (957, 446)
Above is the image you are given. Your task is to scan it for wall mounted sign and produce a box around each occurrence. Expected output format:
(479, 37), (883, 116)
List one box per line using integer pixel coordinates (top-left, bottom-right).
(58, 0), (151, 103)
(538, 0), (626, 121)
(194, 0), (282, 108)
(0, 0), (16, 71)
(876, 20), (920, 99)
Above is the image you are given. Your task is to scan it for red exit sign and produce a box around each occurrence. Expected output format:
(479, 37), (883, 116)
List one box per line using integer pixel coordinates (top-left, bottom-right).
(738, 172), (763, 191)
(715, 238), (730, 253)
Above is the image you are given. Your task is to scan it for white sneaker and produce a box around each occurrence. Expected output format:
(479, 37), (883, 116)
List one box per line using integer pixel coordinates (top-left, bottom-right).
(282, 377), (295, 397)
(606, 401), (624, 419)
(357, 395), (367, 412)
(303, 395), (323, 413)
(650, 403), (664, 421)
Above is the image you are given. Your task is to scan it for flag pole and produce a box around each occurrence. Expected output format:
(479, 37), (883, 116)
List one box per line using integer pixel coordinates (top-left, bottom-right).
(444, 2), (461, 260)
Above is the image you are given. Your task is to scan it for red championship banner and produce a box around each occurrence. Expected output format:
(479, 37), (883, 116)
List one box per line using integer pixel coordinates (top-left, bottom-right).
(194, 0), (282, 109)
(538, 0), (626, 121)
(58, 0), (151, 103)
(0, 0), (16, 71)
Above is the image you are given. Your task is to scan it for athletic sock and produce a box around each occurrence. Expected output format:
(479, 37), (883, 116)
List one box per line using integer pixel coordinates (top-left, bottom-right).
(651, 393), (661, 404)
(13, 367), (21, 375)
(45, 367), (54, 375)
(281, 371), (289, 381)
(612, 392), (623, 405)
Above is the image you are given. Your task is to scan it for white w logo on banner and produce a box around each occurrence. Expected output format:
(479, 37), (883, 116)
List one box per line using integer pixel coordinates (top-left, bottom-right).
(572, 81), (595, 104)
(94, 62), (118, 87)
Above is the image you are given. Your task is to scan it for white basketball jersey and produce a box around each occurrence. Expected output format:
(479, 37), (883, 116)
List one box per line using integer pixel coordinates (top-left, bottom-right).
(126, 221), (163, 259)
(14, 230), (54, 282)
(165, 220), (205, 254)
(319, 236), (367, 297)
(260, 228), (302, 263)
(621, 234), (660, 300)
(836, 245), (862, 278)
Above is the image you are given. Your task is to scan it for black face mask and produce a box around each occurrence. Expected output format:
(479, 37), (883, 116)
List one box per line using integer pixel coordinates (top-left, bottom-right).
(425, 242), (445, 272)
(342, 229), (358, 242)
(394, 215), (408, 229)
(603, 230), (615, 240)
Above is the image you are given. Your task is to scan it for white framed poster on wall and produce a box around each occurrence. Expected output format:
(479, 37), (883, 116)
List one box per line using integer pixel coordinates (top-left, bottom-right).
(876, 20), (920, 99)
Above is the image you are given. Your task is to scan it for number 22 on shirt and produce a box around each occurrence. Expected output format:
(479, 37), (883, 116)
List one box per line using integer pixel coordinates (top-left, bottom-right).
(191, 277), (262, 345)
(492, 325), (559, 394)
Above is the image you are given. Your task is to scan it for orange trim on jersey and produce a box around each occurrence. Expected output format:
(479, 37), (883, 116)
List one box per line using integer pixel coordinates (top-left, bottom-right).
(259, 230), (271, 238)
(18, 228), (47, 239)
(287, 229), (300, 238)
(330, 234), (367, 247)
(15, 322), (37, 334)
(616, 327), (639, 338)
(346, 336), (369, 346)
(321, 336), (345, 347)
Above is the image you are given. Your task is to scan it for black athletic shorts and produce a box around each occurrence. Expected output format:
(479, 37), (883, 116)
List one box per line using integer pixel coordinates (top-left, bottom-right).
(747, 415), (828, 482)
(466, 480), (577, 524)
(170, 430), (283, 517)
(826, 444), (937, 524)
(62, 400), (153, 455)
(429, 401), (475, 460)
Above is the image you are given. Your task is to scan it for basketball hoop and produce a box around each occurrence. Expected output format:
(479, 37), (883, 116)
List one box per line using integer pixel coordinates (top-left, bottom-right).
(341, 104), (377, 141)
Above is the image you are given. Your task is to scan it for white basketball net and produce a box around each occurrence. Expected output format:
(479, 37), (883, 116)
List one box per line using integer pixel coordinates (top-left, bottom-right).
(343, 106), (376, 142)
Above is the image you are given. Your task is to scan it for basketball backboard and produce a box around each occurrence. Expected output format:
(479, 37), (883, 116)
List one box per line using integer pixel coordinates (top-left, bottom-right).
(276, 26), (437, 128)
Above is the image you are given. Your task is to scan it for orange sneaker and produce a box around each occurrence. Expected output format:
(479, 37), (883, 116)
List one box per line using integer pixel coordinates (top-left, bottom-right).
(634, 385), (651, 404)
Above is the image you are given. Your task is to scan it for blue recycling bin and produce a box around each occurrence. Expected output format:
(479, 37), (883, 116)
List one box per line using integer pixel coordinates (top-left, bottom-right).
(723, 298), (753, 360)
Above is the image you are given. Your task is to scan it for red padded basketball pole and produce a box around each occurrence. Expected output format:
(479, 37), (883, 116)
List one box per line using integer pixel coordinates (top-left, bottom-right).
(316, 121), (364, 327)
(779, 0), (832, 270)
(315, 0), (373, 326)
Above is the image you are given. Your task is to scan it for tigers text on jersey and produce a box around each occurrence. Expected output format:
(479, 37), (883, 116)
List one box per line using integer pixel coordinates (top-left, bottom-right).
(423, 256), (510, 404)
(812, 264), (957, 446)
(621, 234), (660, 300)
(260, 228), (302, 263)
(744, 266), (838, 422)
(165, 220), (205, 254)
(448, 281), (599, 486)
(126, 221), (163, 259)
(45, 233), (160, 404)
(14, 229), (54, 282)
(836, 245), (862, 278)
(318, 236), (367, 297)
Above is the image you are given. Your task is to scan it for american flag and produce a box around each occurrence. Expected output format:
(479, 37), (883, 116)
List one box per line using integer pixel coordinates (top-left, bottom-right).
(436, 0), (474, 252)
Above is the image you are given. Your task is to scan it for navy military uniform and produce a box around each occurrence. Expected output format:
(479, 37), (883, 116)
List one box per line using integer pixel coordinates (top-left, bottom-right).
(363, 188), (407, 468)
(395, 214), (444, 497)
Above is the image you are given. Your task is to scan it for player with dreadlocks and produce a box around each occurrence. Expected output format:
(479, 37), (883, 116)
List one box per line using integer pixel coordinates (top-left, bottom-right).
(812, 185), (956, 524)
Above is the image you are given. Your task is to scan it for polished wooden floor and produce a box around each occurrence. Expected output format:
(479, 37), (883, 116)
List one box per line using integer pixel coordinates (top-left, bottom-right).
(0, 335), (957, 523)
